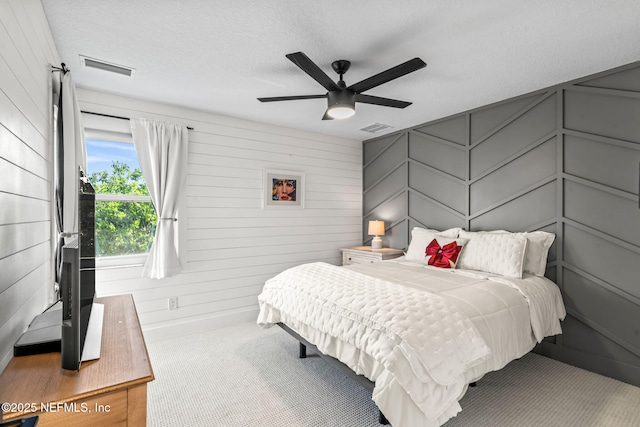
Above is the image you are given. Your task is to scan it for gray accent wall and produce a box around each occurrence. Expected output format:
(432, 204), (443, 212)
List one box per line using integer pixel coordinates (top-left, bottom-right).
(363, 62), (640, 387)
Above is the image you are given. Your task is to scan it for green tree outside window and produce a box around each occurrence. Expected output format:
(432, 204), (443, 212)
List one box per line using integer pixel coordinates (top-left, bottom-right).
(89, 161), (157, 256)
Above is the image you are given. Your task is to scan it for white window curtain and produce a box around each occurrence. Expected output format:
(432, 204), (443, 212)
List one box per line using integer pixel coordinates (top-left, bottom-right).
(53, 69), (87, 284)
(131, 118), (188, 279)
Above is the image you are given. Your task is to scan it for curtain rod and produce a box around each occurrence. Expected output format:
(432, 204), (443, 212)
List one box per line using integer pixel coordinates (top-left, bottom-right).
(51, 63), (69, 73)
(81, 110), (194, 130)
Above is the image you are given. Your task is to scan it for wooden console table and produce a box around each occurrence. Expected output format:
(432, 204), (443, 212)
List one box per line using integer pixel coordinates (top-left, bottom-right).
(0, 294), (154, 426)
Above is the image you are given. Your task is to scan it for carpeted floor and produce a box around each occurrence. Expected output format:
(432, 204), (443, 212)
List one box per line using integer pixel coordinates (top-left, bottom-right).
(146, 322), (640, 427)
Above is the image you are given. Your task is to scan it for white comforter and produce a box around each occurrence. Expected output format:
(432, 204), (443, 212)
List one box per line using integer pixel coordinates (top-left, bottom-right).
(257, 258), (566, 427)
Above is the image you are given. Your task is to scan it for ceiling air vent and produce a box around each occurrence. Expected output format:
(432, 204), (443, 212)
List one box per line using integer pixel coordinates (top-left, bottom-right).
(360, 123), (393, 134)
(80, 55), (135, 77)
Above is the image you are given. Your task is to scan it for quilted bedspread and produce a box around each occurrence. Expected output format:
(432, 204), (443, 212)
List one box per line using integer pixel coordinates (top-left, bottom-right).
(257, 262), (494, 425)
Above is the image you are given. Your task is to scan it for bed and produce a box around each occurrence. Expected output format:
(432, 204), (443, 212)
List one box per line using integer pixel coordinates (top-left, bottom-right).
(257, 227), (566, 427)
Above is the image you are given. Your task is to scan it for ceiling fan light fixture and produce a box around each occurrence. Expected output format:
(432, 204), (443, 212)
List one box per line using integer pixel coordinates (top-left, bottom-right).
(327, 90), (356, 119)
(327, 104), (355, 119)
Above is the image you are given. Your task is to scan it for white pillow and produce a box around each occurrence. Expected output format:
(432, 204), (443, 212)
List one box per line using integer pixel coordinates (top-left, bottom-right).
(457, 230), (528, 278)
(522, 231), (555, 276)
(468, 229), (555, 276)
(405, 227), (461, 262)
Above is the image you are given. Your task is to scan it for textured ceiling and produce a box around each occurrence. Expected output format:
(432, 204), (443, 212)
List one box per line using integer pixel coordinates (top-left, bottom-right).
(42, 0), (640, 141)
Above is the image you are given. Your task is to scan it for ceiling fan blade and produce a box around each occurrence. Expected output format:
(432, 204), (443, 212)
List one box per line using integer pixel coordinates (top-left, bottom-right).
(286, 52), (341, 92)
(347, 58), (426, 94)
(258, 94), (326, 102)
(355, 94), (412, 108)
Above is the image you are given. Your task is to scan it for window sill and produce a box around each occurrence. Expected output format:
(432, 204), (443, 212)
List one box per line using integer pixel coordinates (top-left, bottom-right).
(95, 254), (147, 269)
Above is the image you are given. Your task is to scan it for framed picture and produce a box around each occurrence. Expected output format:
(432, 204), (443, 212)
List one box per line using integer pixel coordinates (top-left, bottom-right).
(263, 169), (304, 209)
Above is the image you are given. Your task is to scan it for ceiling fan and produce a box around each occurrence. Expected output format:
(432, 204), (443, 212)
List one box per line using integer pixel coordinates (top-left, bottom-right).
(258, 52), (427, 120)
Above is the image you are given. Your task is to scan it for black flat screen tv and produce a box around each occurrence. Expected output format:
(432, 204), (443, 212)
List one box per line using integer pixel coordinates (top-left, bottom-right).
(60, 167), (96, 370)
(13, 167), (98, 368)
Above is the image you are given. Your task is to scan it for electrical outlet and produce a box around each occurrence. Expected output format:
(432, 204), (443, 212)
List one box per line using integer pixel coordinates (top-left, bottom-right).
(168, 297), (178, 311)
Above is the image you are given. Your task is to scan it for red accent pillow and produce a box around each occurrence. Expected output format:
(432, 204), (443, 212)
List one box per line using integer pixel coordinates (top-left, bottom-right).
(425, 237), (466, 268)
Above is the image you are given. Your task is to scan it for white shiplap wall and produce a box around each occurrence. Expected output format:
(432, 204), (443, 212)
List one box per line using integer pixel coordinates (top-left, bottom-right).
(0, 0), (59, 371)
(76, 89), (363, 341)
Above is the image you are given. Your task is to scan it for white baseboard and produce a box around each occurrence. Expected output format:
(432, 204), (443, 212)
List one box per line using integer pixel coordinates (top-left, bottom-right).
(141, 307), (260, 343)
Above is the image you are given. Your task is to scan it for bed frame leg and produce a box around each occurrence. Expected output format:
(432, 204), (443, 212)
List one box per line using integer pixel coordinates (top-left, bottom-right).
(299, 342), (307, 359)
(379, 410), (389, 425)
(469, 382), (477, 387)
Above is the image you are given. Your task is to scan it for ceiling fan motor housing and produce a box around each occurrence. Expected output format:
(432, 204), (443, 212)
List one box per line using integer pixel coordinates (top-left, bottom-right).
(328, 89), (355, 108)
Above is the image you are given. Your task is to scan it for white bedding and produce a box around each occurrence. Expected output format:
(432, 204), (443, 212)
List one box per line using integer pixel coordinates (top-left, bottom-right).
(257, 257), (566, 427)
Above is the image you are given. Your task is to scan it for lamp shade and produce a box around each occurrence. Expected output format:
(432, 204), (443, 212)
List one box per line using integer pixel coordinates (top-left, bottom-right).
(368, 220), (385, 236)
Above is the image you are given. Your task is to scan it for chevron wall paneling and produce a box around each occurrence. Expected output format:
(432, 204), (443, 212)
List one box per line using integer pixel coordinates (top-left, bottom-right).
(362, 61), (640, 386)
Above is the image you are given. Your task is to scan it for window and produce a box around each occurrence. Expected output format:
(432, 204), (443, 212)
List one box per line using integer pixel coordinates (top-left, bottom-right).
(85, 137), (157, 259)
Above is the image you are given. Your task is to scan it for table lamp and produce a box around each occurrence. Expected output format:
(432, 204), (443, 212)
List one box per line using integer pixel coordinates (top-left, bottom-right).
(368, 220), (385, 249)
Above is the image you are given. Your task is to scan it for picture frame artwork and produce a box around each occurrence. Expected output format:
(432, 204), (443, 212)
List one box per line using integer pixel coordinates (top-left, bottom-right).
(264, 169), (305, 208)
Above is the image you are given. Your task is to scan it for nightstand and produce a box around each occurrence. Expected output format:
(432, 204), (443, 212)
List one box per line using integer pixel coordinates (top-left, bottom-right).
(341, 246), (404, 266)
